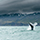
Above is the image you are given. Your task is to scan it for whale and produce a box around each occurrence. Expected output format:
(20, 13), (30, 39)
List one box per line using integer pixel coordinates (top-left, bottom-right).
(27, 22), (37, 30)
(29, 23), (34, 30)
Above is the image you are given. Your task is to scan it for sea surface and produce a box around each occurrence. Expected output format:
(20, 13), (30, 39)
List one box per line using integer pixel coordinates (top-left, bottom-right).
(0, 26), (40, 40)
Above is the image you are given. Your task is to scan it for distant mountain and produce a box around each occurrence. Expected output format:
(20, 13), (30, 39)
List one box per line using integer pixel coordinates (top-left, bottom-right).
(0, 12), (40, 26)
(0, 12), (40, 17)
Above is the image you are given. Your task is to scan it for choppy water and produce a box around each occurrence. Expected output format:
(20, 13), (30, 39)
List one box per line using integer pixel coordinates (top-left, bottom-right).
(0, 26), (40, 40)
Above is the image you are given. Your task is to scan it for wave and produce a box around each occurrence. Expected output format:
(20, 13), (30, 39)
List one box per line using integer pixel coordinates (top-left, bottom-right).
(0, 12), (40, 17)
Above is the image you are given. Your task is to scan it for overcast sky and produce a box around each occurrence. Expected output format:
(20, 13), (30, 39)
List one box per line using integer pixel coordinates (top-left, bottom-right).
(0, 0), (40, 13)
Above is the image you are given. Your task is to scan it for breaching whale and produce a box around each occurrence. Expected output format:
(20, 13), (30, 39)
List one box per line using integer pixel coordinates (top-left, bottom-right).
(29, 23), (33, 30)
(27, 22), (37, 30)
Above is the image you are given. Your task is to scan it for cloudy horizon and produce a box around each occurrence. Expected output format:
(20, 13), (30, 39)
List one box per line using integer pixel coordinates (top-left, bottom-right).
(0, 0), (40, 13)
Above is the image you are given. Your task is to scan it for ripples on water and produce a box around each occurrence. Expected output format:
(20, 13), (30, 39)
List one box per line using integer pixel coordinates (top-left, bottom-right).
(0, 26), (40, 40)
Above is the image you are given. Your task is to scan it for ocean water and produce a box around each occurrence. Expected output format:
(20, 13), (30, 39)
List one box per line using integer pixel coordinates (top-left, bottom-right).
(0, 26), (40, 40)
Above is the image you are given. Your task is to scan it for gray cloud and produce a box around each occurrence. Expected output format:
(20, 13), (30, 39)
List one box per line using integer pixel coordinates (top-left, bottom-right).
(0, 0), (40, 13)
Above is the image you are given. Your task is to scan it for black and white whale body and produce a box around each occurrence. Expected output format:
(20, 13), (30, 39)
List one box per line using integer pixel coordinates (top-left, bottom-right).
(29, 23), (34, 30)
(27, 22), (37, 30)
